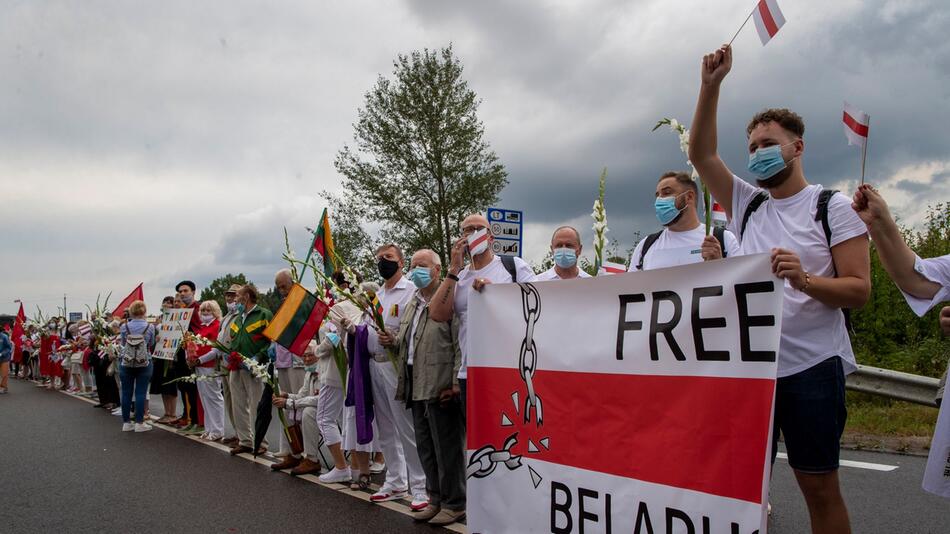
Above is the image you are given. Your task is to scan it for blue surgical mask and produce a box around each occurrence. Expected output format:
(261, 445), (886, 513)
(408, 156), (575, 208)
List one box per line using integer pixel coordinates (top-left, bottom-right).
(236, 303), (246, 315)
(655, 193), (686, 226)
(747, 144), (790, 180)
(552, 247), (577, 268)
(326, 332), (341, 347)
(409, 267), (432, 289)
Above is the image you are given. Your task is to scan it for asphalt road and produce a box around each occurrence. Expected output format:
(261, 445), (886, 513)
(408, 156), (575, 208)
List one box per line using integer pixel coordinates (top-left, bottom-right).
(1, 378), (948, 533)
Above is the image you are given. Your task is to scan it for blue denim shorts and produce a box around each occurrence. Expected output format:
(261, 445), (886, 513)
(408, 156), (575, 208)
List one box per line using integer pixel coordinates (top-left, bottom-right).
(771, 356), (847, 473)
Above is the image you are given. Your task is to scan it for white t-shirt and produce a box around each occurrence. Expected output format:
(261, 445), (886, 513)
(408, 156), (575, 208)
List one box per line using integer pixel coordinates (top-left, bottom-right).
(532, 267), (593, 281)
(366, 276), (415, 359)
(627, 224), (741, 271)
(455, 255), (535, 379)
(729, 177), (868, 378)
(901, 254), (950, 317)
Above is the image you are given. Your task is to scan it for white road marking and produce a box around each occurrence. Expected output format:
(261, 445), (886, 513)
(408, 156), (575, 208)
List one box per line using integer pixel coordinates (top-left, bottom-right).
(57, 388), (466, 530)
(775, 452), (899, 472)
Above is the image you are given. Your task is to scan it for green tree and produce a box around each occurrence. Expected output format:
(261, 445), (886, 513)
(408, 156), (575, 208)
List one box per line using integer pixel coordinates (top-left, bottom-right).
(259, 287), (283, 316)
(200, 273), (248, 314)
(326, 45), (508, 269)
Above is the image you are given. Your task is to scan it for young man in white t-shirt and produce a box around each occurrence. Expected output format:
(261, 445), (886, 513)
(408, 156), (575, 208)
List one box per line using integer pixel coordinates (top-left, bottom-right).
(533, 226), (593, 281)
(689, 45), (871, 534)
(627, 171), (740, 272)
(429, 213), (535, 413)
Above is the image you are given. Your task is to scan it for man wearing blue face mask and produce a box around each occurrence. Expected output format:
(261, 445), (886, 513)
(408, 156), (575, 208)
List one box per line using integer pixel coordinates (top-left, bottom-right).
(689, 44), (870, 534)
(627, 171), (740, 272)
(533, 226), (593, 281)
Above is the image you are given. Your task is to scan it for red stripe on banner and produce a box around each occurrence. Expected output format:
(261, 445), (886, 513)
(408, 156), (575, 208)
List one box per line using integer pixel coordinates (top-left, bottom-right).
(757, 0), (780, 37)
(289, 299), (329, 356)
(842, 111), (869, 138)
(468, 367), (774, 504)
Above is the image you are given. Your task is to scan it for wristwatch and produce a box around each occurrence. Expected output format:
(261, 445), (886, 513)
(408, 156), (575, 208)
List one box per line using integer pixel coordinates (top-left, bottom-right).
(447, 273), (460, 282)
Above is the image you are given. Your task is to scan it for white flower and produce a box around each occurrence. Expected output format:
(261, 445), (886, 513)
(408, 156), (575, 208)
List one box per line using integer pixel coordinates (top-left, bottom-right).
(669, 118), (680, 130)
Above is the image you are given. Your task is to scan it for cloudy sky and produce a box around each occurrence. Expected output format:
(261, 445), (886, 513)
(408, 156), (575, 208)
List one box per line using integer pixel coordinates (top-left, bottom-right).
(2, 0), (948, 316)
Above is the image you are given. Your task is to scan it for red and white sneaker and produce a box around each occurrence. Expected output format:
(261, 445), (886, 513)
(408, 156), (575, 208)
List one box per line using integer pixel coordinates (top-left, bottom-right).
(370, 488), (408, 503)
(409, 494), (429, 511)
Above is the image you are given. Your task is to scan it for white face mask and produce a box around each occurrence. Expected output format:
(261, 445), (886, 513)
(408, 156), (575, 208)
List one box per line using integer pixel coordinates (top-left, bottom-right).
(226, 302), (237, 314)
(467, 228), (490, 256)
(200, 313), (215, 325)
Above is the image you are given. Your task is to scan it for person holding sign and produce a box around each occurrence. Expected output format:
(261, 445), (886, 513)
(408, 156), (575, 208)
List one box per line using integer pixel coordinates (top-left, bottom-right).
(688, 44), (871, 534)
(532, 226), (592, 281)
(627, 171), (740, 272)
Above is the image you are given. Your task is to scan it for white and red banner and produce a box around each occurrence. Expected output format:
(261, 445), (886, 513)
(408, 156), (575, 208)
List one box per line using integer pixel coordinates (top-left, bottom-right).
(843, 102), (870, 148)
(467, 254), (783, 533)
(753, 0), (786, 46)
(597, 260), (627, 275)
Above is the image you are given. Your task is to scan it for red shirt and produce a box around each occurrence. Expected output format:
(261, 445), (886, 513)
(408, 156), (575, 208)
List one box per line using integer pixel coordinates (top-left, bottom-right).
(187, 301), (203, 332)
(192, 319), (220, 368)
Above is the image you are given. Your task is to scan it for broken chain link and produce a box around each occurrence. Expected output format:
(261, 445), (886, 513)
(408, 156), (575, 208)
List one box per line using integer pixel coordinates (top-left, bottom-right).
(466, 433), (523, 479)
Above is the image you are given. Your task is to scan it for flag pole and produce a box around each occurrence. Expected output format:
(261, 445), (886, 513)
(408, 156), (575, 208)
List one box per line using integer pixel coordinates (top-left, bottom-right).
(860, 116), (870, 185)
(728, 5), (758, 46)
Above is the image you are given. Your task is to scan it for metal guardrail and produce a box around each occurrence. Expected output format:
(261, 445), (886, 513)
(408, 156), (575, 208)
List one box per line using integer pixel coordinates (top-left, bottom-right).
(845, 364), (941, 407)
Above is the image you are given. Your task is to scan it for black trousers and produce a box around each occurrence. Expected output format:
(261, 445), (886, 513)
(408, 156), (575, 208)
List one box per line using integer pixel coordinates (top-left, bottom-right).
(93, 357), (120, 406)
(410, 396), (467, 511)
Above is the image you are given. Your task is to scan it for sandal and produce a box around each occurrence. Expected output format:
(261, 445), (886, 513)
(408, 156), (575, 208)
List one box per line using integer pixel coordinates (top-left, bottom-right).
(350, 473), (371, 491)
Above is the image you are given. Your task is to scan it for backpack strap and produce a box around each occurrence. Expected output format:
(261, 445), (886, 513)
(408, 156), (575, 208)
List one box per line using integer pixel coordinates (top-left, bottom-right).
(636, 231), (664, 271)
(500, 254), (518, 283)
(740, 192), (770, 239)
(713, 226), (727, 258)
(815, 189), (838, 246)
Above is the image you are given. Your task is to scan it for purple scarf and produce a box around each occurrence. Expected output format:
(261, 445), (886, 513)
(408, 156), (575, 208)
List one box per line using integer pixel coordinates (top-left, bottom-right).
(344, 325), (374, 444)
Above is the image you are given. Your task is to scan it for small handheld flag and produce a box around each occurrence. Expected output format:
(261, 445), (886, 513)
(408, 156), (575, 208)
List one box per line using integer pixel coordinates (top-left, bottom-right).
(711, 202), (728, 229)
(843, 101), (871, 184)
(598, 261), (627, 276)
(730, 0), (787, 47)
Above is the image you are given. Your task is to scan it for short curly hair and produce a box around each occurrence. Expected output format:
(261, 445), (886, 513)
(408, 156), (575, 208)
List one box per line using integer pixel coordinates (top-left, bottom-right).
(747, 108), (805, 138)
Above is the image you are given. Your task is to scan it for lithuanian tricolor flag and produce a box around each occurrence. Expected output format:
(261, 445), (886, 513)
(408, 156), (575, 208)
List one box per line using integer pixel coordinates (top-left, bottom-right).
(311, 208), (336, 277)
(263, 283), (330, 356)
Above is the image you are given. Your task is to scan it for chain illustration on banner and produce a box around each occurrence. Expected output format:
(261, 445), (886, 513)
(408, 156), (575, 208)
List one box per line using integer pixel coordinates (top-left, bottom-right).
(519, 283), (542, 426)
(467, 283), (550, 490)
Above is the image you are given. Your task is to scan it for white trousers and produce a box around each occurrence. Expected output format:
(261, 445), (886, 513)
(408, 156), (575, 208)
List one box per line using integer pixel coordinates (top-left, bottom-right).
(342, 405), (375, 452)
(195, 367), (224, 437)
(369, 359), (426, 495)
(300, 406), (323, 461)
(277, 367), (307, 456)
(228, 369), (267, 449)
(317, 384), (344, 446)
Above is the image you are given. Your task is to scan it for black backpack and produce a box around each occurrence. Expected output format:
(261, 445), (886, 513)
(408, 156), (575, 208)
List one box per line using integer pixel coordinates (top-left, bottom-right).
(739, 188), (853, 332)
(636, 226), (727, 271)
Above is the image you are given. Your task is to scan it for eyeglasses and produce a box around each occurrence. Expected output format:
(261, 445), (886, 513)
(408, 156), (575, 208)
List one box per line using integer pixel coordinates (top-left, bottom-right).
(461, 225), (487, 236)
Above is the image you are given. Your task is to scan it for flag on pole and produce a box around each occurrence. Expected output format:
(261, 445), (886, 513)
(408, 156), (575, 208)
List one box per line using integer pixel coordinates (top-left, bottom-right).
(310, 208), (336, 277)
(78, 322), (92, 338)
(12, 302), (25, 363)
(752, 0), (786, 46)
(112, 283), (144, 319)
(712, 202), (728, 229)
(263, 283), (330, 357)
(598, 260), (627, 275)
(843, 101), (870, 147)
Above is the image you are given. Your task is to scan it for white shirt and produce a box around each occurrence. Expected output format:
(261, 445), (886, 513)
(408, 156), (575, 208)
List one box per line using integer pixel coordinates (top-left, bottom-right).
(366, 275), (415, 358)
(627, 224), (741, 271)
(901, 254), (950, 317)
(406, 291), (429, 366)
(729, 177), (868, 378)
(532, 267), (592, 281)
(455, 255), (535, 379)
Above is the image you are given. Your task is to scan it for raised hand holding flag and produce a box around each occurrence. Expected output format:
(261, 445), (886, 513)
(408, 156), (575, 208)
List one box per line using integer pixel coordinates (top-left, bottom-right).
(729, 0), (787, 46)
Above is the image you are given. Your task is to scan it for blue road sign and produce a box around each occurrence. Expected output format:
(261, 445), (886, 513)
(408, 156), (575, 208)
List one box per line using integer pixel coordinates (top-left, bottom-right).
(487, 207), (523, 257)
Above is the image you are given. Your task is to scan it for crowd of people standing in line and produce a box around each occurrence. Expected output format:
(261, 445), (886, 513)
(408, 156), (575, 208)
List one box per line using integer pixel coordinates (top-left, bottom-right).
(2, 44), (948, 534)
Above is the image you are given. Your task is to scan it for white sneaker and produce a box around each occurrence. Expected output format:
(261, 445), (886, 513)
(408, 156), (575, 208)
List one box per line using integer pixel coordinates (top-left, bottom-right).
(371, 487), (408, 502)
(122, 422), (134, 432)
(134, 423), (152, 433)
(410, 493), (429, 511)
(319, 467), (352, 484)
(370, 461), (386, 474)
(111, 408), (122, 416)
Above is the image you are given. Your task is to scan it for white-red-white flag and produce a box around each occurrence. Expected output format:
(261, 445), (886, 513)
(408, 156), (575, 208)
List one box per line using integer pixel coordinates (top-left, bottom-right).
(843, 101), (870, 148)
(598, 260), (627, 275)
(753, 0), (786, 46)
(712, 201), (728, 228)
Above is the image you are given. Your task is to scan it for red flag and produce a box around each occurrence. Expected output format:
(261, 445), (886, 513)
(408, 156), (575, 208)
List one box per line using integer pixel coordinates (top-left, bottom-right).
(12, 302), (25, 363)
(598, 260), (627, 275)
(843, 101), (870, 147)
(112, 283), (144, 319)
(753, 0), (786, 46)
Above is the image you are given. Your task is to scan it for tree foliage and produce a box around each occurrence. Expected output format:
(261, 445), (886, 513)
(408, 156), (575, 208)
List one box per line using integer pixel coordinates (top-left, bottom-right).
(199, 273), (248, 314)
(326, 45), (508, 270)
